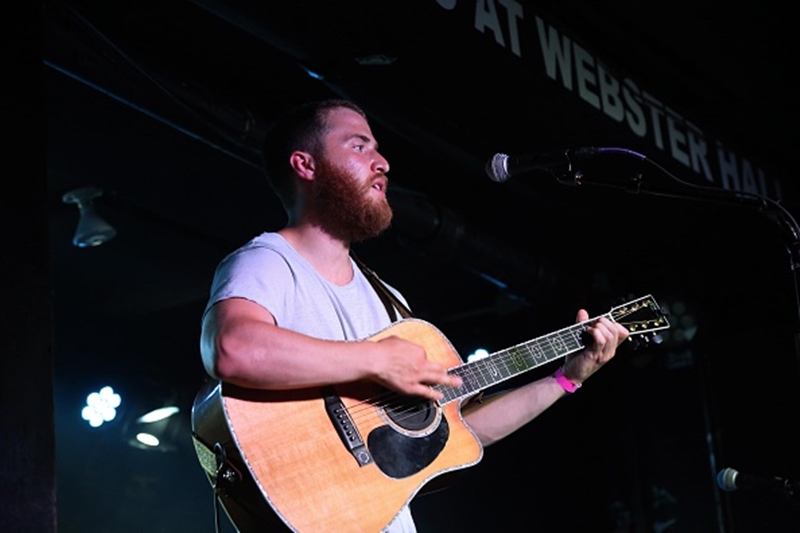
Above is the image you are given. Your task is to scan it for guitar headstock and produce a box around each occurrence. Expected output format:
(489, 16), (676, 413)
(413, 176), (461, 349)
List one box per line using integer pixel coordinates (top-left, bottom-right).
(610, 295), (671, 347)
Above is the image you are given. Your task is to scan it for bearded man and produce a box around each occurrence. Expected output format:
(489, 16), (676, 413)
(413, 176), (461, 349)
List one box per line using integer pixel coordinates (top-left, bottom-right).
(199, 99), (628, 532)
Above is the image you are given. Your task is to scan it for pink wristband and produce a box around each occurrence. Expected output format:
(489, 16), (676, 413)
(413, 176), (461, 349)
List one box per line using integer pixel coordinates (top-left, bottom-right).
(553, 367), (581, 393)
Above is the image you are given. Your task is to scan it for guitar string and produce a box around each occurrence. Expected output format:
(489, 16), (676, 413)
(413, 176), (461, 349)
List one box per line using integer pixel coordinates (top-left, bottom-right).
(342, 347), (578, 428)
(342, 316), (605, 424)
(341, 326), (588, 427)
(340, 307), (664, 427)
(306, 305), (668, 450)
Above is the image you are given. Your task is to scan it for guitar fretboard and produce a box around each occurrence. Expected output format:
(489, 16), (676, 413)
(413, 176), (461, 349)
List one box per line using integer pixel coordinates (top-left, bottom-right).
(434, 317), (604, 404)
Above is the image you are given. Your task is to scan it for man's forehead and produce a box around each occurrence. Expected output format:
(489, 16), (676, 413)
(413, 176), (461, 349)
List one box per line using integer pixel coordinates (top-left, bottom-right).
(325, 108), (374, 138)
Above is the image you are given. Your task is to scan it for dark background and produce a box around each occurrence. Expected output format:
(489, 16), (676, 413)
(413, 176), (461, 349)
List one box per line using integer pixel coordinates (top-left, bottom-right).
(10, 0), (800, 531)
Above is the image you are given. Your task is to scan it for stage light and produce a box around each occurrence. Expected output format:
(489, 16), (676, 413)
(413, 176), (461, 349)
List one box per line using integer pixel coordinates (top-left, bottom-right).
(81, 385), (122, 428)
(127, 401), (182, 451)
(135, 433), (160, 447)
(137, 406), (180, 423)
(467, 348), (490, 362)
(62, 186), (117, 247)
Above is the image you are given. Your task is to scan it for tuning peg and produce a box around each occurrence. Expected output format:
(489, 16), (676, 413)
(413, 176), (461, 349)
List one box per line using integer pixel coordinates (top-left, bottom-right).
(627, 332), (667, 351)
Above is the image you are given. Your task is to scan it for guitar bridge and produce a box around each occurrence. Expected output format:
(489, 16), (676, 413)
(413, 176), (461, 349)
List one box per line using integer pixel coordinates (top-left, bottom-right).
(323, 388), (372, 467)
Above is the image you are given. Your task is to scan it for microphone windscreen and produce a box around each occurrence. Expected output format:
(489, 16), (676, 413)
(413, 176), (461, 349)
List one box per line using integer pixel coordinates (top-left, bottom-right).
(717, 468), (738, 491)
(485, 153), (510, 182)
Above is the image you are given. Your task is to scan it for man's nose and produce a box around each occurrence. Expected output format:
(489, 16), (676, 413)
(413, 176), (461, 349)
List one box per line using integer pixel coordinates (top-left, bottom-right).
(373, 152), (390, 174)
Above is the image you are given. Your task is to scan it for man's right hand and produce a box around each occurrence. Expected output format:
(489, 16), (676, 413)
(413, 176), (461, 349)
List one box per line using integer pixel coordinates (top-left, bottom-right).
(370, 336), (462, 401)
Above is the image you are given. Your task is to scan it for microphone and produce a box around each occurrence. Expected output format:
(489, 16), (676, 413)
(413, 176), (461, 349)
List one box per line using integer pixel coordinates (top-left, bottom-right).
(485, 147), (600, 183)
(717, 467), (799, 495)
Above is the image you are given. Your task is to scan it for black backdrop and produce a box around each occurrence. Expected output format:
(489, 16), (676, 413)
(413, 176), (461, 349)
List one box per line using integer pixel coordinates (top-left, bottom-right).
(18, 1), (800, 532)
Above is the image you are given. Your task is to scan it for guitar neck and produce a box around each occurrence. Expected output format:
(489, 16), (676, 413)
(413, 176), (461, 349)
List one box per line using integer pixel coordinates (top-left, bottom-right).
(436, 314), (605, 404)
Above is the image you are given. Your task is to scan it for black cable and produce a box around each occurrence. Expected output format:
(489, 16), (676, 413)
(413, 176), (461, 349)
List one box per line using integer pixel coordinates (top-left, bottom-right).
(214, 490), (222, 533)
(45, 0), (259, 156)
(554, 146), (800, 383)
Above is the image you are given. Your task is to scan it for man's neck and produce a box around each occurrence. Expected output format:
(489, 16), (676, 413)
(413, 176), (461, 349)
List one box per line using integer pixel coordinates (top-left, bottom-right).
(278, 224), (354, 286)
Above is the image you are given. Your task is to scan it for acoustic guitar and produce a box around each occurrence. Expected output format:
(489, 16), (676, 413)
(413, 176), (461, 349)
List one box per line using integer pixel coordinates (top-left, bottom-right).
(192, 294), (669, 532)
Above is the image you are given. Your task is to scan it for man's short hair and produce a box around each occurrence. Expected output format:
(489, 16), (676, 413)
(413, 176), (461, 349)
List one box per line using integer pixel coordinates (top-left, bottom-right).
(261, 99), (367, 208)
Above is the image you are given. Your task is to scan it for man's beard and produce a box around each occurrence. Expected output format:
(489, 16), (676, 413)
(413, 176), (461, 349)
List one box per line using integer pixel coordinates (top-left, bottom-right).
(311, 156), (393, 243)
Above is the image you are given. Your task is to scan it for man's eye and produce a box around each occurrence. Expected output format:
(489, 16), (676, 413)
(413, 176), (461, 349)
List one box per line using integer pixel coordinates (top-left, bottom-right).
(354, 145), (364, 152)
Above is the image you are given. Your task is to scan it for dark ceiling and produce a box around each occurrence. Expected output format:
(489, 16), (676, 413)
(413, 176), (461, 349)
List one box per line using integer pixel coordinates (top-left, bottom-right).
(39, 1), (800, 531)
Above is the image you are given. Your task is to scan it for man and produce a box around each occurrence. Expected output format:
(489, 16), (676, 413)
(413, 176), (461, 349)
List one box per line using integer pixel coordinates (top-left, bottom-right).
(200, 99), (629, 532)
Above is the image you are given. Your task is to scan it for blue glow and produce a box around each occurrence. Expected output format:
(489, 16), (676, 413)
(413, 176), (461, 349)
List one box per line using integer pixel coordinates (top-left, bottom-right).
(301, 66), (325, 80)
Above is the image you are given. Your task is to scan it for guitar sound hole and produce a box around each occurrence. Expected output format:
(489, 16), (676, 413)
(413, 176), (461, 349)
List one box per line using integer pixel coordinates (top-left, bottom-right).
(384, 396), (437, 432)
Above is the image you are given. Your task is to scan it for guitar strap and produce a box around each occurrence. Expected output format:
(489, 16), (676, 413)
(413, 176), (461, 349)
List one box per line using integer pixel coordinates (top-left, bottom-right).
(353, 253), (486, 412)
(351, 252), (413, 321)
(353, 253), (487, 407)
(352, 254), (480, 493)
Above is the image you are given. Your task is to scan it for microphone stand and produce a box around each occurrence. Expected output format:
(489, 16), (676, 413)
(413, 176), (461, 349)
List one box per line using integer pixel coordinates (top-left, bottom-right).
(550, 148), (800, 533)
(550, 147), (800, 380)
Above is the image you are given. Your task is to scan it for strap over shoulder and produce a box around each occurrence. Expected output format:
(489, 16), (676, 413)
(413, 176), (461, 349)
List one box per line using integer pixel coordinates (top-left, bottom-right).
(351, 253), (413, 322)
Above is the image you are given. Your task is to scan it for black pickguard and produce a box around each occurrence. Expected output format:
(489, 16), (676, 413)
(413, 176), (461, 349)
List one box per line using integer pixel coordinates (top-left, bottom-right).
(367, 416), (449, 478)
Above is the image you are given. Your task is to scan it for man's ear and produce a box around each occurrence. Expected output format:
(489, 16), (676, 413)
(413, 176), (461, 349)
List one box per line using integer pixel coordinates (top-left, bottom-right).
(289, 151), (316, 182)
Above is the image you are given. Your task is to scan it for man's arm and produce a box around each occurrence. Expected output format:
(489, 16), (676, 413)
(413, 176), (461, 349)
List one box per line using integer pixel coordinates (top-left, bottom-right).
(200, 297), (461, 400)
(462, 310), (629, 446)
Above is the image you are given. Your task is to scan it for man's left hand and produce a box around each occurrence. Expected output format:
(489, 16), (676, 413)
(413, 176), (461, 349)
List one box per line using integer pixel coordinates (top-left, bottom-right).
(562, 309), (629, 384)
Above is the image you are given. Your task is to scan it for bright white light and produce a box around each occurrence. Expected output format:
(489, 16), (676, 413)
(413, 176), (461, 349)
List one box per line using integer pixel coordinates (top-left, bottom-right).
(137, 406), (180, 424)
(136, 433), (160, 447)
(81, 406), (103, 427)
(81, 386), (122, 427)
(467, 348), (490, 362)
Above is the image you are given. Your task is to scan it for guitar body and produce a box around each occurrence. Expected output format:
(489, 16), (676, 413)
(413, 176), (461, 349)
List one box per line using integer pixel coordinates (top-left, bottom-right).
(192, 295), (670, 532)
(192, 319), (484, 533)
